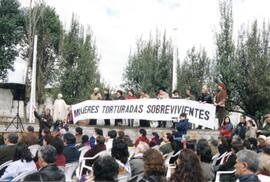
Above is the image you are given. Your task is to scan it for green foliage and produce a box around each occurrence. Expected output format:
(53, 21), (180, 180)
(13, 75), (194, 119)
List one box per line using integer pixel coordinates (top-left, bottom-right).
(123, 31), (173, 97)
(177, 47), (211, 98)
(58, 16), (100, 104)
(234, 21), (270, 119)
(0, 0), (23, 79)
(215, 0), (236, 109)
(26, 4), (62, 104)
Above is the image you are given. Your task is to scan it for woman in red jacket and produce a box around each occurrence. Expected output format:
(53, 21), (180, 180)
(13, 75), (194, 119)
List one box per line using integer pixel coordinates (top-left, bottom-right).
(220, 116), (234, 138)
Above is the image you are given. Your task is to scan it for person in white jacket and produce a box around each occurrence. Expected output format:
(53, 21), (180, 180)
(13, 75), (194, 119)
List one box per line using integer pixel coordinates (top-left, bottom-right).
(0, 142), (37, 181)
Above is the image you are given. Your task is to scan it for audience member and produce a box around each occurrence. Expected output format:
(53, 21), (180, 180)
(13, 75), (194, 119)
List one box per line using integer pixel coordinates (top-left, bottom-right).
(245, 120), (257, 139)
(257, 114), (270, 137)
(220, 116), (234, 138)
(92, 156), (119, 182)
(21, 132), (39, 146)
(84, 136), (106, 167)
(257, 135), (267, 152)
(105, 130), (117, 151)
(89, 128), (103, 148)
(118, 130), (133, 146)
(196, 143), (214, 182)
(216, 141), (243, 181)
(159, 133), (175, 155)
(75, 127), (83, 144)
(43, 134), (54, 146)
(171, 149), (204, 182)
(139, 149), (165, 182)
(24, 172), (50, 181)
(63, 133), (79, 164)
(27, 126), (35, 133)
(149, 132), (159, 147)
(77, 135), (90, 149)
(111, 138), (130, 176)
(0, 133), (18, 165)
(234, 115), (247, 140)
(257, 153), (270, 179)
(0, 142), (37, 181)
(52, 137), (66, 168)
(235, 150), (260, 182)
(129, 141), (149, 178)
(36, 145), (65, 181)
(208, 138), (219, 156)
(134, 129), (149, 147)
(0, 135), (5, 149)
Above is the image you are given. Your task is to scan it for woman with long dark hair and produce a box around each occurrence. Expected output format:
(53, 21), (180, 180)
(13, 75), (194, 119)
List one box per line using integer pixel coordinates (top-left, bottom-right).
(171, 149), (204, 182)
(0, 142), (37, 181)
(139, 149), (165, 182)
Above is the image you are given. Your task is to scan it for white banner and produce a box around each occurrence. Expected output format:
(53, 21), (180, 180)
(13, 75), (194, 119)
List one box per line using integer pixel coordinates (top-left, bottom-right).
(72, 99), (217, 129)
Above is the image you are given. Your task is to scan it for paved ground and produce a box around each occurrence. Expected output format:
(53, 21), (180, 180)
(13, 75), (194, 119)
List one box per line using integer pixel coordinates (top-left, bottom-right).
(0, 121), (219, 141)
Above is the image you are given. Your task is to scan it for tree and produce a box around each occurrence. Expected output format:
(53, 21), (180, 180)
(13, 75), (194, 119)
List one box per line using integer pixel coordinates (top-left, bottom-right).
(177, 47), (211, 98)
(22, 3), (62, 104)
(59, 16), (100, 104)
(235, 21), (270, 125)
(0, 0), (23, 79)
(215, 0), (236, 110)
(123, 31), (173, 96)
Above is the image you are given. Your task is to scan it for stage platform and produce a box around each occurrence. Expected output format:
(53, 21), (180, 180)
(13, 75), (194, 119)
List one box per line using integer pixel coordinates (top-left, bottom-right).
(0, 121), (219, 141)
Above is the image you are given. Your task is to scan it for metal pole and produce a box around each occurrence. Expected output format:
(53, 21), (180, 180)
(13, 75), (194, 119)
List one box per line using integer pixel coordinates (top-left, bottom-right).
(172, 28), (178, 91)
(29, 35), (38, 123)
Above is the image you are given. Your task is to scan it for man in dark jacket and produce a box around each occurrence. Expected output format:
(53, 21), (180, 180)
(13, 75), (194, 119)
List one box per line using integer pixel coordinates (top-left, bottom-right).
(37, 145), (65, 181)
(63, 133), (80, 164)
(234, 115), (247, 140)
(34, 108), (53, 139)
(235, 150), (260, 182)
(0, 133), (18, 177)
(175, 113), (189, 138)
(0, 133), (18, 165)
(174, 113), (189, 151)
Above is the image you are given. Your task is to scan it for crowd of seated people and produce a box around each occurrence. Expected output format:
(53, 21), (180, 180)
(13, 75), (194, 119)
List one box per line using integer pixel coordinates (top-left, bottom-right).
(0, 113), (269, 182)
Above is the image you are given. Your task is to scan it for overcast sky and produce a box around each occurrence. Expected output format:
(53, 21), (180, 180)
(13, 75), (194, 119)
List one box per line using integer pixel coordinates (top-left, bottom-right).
(16, 0), (270, 88)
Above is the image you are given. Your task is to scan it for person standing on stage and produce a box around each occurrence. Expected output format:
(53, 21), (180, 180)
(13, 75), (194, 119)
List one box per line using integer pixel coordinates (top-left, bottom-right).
(214, 82), (228, 128)
(157, 88), (169, 128)
(198, 85), (212, 104)
(171, 89), (181, 99)
(34, 107), (53, 139)
(127, 89), (137, 127)
(197, 85), (213, 129)
(89, 87), (102, 125)
(114, 90), (125, 126)
(53, 94), (68, 130)
(140, 90), (150, 127)
(184, 88), (195, 100)
(103, 88), (112, 126)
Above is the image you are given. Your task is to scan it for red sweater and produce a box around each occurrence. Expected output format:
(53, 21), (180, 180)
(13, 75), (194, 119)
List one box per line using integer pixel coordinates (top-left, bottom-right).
(55, 154), (66, 167)
(134, 136), (149, 147)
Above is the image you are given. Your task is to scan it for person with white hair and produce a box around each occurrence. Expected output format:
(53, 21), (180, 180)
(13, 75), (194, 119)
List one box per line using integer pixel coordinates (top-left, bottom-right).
(235, 150), (260, 182)
(89, 87), (102, 125)
(53, 93), (68, 123)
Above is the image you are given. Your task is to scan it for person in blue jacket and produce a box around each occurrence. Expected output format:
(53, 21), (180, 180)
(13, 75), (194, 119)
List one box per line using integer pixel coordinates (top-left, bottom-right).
(174, 113), (189, 151)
